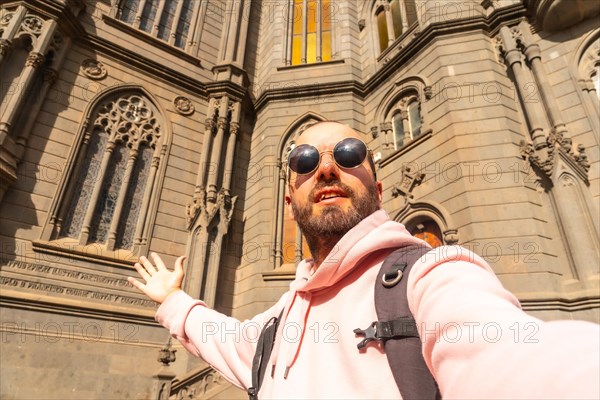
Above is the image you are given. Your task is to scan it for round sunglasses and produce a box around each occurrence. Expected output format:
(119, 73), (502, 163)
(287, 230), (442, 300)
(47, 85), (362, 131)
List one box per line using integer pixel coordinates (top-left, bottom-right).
(287, 137), (371, 175)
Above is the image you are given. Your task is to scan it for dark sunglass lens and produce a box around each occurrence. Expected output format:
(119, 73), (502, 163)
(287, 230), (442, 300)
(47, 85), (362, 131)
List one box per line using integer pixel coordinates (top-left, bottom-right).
(289, 144), (320, 174)
(334, 138), (367, 168)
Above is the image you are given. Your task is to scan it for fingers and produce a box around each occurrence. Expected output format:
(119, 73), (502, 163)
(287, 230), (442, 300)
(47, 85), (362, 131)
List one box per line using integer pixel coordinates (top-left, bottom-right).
(151, 252), (167, 271)
(127, 276), (146, 292)
(136, 256), (156, 279)
(174, 255), (186, 274)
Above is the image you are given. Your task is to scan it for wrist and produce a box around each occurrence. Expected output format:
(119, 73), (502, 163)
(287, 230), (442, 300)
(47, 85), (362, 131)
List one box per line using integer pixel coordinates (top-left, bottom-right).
(161, 288), (182, 304)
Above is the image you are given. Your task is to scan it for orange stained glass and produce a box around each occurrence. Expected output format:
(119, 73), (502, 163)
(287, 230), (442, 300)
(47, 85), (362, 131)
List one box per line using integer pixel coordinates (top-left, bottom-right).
(292, 35), (302, 65)
(293, 0), (303, 35)
(322, 31), (331, 61)
(282, 213), (311, 264)
(391, 0), (403, 39)
(307, 32), (317, 63)
(307, 0), (317, 33)
(377, 9), (389, 52)
(322, 0), (331, 30)
(411, 220), (443, 248)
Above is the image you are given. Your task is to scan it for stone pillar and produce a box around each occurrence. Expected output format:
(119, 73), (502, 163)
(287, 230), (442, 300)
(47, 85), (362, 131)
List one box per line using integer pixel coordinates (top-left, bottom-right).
(498, 25), (547, 150)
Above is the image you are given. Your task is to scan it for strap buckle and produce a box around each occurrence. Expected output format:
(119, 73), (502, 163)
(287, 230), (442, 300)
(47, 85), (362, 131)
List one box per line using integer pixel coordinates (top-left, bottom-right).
(353, 321), (379, 350)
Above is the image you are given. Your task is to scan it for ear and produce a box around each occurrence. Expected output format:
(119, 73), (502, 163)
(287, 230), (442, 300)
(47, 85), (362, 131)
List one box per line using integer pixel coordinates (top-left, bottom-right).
(285, 195), (296, 221)
(376, 181), (383, 205)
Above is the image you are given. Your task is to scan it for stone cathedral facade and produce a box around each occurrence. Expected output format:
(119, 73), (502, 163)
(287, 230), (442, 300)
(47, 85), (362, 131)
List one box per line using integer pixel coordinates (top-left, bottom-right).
(0, 0), (598, 398)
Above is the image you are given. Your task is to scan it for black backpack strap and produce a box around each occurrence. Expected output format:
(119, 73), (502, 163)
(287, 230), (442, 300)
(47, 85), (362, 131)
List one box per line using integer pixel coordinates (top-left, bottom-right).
(248, 309), (284, 400)
(355, 244), (441, 400)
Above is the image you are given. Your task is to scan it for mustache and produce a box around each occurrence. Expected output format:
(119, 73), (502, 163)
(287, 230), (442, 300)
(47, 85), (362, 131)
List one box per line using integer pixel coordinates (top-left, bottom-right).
(308, 180), (356, 202)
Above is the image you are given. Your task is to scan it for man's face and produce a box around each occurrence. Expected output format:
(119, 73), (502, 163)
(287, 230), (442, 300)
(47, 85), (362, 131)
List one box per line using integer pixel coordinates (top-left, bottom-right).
(285, 122), (383, 240)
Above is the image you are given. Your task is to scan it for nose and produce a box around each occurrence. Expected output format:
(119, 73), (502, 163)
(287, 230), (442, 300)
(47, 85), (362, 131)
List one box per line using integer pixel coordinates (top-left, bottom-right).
(316, 151), (339, 181)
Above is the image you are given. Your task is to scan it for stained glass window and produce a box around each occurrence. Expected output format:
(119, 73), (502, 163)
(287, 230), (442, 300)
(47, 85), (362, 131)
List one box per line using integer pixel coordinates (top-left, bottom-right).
(410, 220), (443, 248)
(118, 0), (194, 49)
(290, 0), (333, 65)
(392, 112), (404, 149)
(408, 100), (422, 138)
(376, 0), (419, 53)
(60, 93), (161, 251)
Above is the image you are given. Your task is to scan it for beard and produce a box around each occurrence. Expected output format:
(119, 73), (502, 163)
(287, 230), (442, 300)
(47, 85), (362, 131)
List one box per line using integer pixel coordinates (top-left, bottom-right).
(290, 178), (380, 256)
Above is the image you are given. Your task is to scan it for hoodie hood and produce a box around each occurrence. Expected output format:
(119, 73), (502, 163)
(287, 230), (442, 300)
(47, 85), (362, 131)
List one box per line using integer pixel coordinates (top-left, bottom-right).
(271, 209), (428, 378)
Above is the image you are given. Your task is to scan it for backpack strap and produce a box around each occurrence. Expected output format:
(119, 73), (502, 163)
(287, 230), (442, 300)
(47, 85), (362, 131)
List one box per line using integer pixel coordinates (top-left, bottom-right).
(248, 309), (284, 400)
(354, 245), (441, 400)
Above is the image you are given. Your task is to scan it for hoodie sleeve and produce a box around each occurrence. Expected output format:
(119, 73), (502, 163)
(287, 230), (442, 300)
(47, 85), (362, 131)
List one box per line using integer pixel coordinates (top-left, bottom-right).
(155, 290), (288, 390)
(408, 246), (600, 400)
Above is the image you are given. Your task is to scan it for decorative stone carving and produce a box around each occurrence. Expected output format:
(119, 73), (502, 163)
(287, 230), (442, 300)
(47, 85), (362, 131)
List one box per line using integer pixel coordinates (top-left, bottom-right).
(391, 164), (425, 201)
(20, 14), (44, 35)
(575, 144), (591, 172)
(186, 185), (206, 225)
(443, 229), (459, 245)
(157, 339), (176, 366)
(0, 11), (14, 26)
(217, 188), (237, 232)
(173, 96), (195, 115)
(424, 85), (433, 100)
(370, 126), (379, 139)
(0, 38), (11, 57)
(358, 18), (366, 31)
(81, 59), (107, 80)
(25, 52), (44, 68)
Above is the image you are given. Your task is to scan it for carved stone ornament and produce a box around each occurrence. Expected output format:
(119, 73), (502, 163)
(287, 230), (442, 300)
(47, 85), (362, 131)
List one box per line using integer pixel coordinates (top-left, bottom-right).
(0, 39), (11, 57)
(391, 164), (425, 201)
(81, 59), (107, 80)
(0, 11), (13, 26)
(173, 96), (195, 116)
(25, 52), (44, 68)
(370, 126), (379, 139)
(21, 15), (44, 35)
(443, 229), (459, 245)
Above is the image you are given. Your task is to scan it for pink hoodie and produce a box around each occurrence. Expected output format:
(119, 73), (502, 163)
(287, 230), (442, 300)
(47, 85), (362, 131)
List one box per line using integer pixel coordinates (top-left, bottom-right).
(156, 210), (600, 399)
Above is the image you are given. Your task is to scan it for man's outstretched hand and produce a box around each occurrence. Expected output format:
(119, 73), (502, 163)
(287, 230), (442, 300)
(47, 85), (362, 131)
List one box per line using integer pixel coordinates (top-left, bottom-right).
(128, 253), (186, 304)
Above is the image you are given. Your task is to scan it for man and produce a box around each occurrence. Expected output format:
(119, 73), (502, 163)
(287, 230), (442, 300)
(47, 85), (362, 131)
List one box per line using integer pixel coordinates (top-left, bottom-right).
(129, 122), (599, 399)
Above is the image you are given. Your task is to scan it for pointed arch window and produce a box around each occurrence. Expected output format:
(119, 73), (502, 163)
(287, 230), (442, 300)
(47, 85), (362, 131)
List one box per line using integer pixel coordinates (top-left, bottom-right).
(389, 95), (423, 150)
(374, 0), (418, 53)
(116, 0), (196, 49)
(288, 0), (333, 65)
(272, 119), (324, 270)
(41, 91), (167, 257)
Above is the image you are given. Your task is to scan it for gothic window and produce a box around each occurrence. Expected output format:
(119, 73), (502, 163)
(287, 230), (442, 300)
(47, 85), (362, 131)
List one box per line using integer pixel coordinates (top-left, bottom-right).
(289, 0), (333, 65)
(272, 118), (324, 269)
(281, 141), (312, 265)
(116, 0), (195, 49)
(575, 33), (600, 137)
(409, 219), (443, 248)
(389, 95), (423, 150)
(44, 91), (166, 255)
(374, 0), (418, 53)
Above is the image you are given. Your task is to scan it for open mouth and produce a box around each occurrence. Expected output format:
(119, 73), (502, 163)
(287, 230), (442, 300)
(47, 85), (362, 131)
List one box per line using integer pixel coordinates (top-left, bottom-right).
(314, 188), (348, 203)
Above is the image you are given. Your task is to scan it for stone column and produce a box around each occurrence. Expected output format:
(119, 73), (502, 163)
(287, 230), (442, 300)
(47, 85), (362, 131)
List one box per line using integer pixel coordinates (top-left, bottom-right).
(498, 25), (546, 150)
(206, 96), (230, 202)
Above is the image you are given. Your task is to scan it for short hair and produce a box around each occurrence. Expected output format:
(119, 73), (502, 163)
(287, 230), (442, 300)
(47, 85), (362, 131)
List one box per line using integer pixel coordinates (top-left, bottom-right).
(293, 120), (378, 181)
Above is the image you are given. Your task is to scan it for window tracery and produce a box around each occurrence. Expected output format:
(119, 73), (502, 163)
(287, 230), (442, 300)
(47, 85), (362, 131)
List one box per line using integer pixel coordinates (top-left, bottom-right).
(48, 92), (165, 255)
